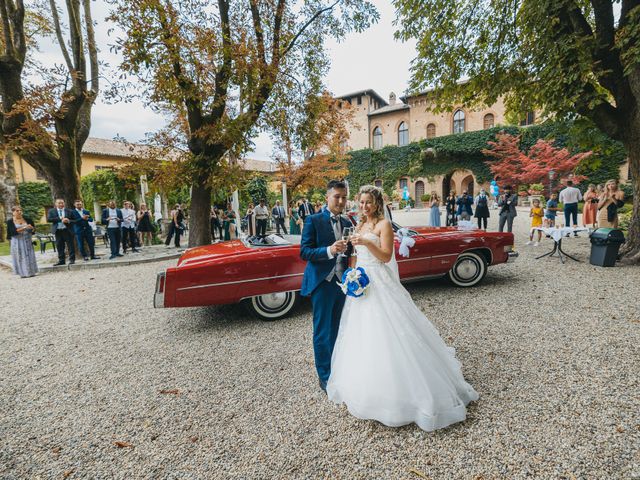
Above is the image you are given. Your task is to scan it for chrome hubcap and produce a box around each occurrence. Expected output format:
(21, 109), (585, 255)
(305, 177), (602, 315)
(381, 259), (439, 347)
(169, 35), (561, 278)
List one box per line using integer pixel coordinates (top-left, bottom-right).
(260, 292), (289, 310)
(456, 259), (478, 280)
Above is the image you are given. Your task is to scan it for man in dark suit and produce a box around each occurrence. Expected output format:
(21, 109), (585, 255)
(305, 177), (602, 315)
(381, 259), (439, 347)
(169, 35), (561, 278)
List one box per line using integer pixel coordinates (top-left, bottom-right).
(300, 180), (352, 392)
(101, 199), (124, 259)
(71, 199), (98, 261)
(47, 199), (76, 266)
(271, 200), (288, 235)
(498, 185), (518, 232)
(298, 197), (313, 221)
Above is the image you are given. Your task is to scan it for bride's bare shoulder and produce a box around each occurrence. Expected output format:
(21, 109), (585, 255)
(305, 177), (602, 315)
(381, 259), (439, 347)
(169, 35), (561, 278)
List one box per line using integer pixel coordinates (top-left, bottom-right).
(375, 218), (393, 234)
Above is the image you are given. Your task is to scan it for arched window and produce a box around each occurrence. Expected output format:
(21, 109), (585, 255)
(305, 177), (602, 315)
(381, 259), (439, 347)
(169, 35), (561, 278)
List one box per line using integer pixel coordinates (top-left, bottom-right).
(453, 110), (465, 134)
(426, 123), (436, 139)
(483, 113), (494, 129)
(398, 122), (409, 146)
(399, 178), (408, 190)
(373, 126), (382, 150)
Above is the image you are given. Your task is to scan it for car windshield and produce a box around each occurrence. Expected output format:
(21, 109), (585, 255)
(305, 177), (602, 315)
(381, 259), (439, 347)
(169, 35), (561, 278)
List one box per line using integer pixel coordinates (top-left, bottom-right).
(244, 234), (301, 247)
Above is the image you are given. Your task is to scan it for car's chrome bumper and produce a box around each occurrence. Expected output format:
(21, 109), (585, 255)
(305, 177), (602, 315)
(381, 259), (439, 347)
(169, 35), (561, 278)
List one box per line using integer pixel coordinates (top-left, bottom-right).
(154, 272), (166, 308)
(507, 251), (519, 263)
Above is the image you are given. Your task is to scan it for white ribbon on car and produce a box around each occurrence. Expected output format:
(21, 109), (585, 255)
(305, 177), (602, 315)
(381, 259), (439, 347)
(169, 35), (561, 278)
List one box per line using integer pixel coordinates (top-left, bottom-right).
(396, 228), (416, 258)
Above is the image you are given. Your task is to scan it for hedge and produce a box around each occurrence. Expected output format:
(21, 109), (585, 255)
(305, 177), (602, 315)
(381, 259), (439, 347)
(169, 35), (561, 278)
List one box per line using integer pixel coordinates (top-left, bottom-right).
(345, 120), (627, 195)
(17, 182), (52, 221)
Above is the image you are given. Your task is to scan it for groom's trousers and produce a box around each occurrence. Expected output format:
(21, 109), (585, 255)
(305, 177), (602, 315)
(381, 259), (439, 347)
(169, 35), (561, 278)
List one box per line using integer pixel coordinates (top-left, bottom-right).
(310, 279), (346, 386)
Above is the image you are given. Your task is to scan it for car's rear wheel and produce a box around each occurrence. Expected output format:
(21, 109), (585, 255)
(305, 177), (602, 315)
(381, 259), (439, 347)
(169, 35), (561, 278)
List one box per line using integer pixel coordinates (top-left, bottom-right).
(448, 252), (487, 287)
(246, 291), (299, 321)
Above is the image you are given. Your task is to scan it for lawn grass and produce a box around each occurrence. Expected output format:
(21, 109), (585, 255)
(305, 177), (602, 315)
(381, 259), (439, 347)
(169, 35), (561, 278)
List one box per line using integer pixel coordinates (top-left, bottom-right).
(0, 241), (10, 256)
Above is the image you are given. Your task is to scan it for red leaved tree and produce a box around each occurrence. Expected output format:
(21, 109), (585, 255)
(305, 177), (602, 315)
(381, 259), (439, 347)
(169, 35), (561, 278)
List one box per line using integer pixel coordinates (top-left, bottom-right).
(483, 133), (591, 190)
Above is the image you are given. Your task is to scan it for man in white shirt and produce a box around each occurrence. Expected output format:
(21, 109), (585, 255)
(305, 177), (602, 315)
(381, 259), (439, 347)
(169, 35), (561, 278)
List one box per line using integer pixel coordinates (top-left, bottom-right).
(121, 201), (140, 253)
(271, 200), (288, 235)
(559, 180), (583, 232)
(101, 200), (124, 259)
(253, 199), (269, 236)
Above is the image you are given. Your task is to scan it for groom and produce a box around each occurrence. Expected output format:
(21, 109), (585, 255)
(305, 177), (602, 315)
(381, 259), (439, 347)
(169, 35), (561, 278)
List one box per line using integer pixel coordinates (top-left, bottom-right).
(300, 180), (352, 392)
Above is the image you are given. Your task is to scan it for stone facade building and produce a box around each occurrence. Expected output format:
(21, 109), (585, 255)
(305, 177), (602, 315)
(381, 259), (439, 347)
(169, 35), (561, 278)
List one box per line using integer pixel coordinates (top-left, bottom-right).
(337, 89), (531, 206)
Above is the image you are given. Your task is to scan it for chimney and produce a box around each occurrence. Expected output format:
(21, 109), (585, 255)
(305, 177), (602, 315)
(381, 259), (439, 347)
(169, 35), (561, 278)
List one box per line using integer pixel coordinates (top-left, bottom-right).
(389, 92), (396, 105)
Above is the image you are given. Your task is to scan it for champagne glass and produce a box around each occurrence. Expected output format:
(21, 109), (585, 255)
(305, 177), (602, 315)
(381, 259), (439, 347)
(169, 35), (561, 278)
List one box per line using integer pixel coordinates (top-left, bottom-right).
(340, 227), (352, 257)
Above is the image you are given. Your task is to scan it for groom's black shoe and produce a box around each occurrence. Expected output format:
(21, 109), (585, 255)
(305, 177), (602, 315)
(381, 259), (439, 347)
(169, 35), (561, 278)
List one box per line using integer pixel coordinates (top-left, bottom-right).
(319, 379), (327, 393)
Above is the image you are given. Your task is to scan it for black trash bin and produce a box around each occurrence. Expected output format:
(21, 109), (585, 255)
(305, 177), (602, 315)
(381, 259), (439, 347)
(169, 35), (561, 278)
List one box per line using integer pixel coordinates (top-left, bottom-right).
(589, 228), (625, 267)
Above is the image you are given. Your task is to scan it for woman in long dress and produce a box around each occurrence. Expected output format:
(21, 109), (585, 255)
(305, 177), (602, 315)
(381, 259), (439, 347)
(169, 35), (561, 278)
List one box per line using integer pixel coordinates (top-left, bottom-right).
(6, 206), (38, 278)
(245, 203), (256, 236)
(429, 191), (441, 226)
(289, 201), (301, 235)
(327, 185), (478, 432)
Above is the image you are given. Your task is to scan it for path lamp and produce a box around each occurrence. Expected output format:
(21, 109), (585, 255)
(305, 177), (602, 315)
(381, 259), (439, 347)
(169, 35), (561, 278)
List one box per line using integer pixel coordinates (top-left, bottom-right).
(548, 169), (555, 197)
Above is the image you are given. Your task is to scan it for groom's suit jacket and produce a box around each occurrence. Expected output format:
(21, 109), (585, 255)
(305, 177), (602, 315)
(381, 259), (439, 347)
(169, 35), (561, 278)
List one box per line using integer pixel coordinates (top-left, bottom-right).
(300, 208), (353, 297)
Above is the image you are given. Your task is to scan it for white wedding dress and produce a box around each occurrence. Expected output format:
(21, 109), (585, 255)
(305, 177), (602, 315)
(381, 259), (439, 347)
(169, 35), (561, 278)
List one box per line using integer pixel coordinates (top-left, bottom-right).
(326, 232), (479, 431)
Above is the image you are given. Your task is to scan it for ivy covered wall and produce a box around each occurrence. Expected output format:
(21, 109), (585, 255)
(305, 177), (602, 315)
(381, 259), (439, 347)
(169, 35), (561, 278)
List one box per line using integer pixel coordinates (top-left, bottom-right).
(346, 121), (627, 195)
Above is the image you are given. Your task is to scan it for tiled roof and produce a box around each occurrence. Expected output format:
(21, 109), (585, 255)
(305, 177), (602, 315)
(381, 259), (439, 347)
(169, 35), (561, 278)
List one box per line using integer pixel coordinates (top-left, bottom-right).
(242, 157), (276, 173)
(368, 103), (410, 116)
(337, 89), (388, 107)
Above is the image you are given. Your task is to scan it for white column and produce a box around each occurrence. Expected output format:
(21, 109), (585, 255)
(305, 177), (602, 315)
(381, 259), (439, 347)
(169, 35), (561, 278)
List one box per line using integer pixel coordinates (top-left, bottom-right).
(232, 190), (239, 216)
(281, 181), (288, 216)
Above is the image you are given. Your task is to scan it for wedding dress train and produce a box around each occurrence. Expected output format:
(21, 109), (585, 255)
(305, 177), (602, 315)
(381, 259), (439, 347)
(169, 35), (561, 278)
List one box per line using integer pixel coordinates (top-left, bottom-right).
(326, 232), (479, 431)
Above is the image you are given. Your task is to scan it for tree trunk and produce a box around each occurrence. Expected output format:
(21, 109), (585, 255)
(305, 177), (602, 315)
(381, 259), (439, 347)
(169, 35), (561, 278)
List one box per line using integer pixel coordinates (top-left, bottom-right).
(188, 178), (212, 247)
(620, 140), (640, 263)
(0, 149), (17, 241)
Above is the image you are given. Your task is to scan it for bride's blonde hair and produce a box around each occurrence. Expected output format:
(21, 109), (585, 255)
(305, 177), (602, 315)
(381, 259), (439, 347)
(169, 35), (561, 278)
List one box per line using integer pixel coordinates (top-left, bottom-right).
(358, 185), (385, 225)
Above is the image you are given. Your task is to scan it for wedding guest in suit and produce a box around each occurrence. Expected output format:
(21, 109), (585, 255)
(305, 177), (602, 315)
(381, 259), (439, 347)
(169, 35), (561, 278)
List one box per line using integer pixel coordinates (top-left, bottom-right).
(314, 200), (323, 213)
(254, 199), (269, 236)
(474, 189), (491, 229)
(121, 201), (139, 253)
(445, 191), (457, 226)
(597, 179), (625, 228)
(71, 200), (98, 260)
(456, 191), (474, 221)
(7, 205), (38, 277)
(101, 200), (124, 259)
(289, 201), (302, 235)
(272, 200), (288, 235)
(582, 184), (598, 228)
(298, 197), (313, 220)
(137, 203), (154, 246)
(498, 185), (518, 232)
(47, 199), (76, 266)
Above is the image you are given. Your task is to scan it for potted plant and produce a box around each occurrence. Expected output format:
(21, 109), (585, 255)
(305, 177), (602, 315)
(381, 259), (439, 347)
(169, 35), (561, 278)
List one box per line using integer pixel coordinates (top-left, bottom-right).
(421, 193), (432, 203)
(528, 183), (545, 203)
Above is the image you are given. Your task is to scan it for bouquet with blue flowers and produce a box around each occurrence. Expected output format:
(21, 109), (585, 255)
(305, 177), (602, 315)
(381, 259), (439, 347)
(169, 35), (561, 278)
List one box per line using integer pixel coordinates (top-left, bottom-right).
(338, 267), (370, 298)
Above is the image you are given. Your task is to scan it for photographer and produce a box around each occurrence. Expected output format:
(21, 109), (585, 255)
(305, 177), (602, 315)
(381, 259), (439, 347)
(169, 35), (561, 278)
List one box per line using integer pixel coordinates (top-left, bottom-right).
(497, 185), (518, 232)
(456, 190), (474, 221)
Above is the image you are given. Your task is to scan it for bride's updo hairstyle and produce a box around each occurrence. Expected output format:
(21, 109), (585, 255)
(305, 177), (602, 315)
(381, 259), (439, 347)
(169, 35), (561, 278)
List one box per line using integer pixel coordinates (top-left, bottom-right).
(358, 185), (385, 224)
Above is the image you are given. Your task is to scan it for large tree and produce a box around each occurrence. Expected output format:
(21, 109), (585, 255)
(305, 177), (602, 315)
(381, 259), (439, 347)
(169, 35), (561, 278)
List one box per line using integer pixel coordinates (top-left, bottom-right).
(109, 0), (378, 247)
(0, 0), (99, 204)
(395, 0), (640, 261)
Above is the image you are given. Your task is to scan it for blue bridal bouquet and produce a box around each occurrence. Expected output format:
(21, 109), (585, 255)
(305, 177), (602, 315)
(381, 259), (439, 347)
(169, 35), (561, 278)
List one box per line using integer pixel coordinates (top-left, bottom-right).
(339, 267), (370, 298)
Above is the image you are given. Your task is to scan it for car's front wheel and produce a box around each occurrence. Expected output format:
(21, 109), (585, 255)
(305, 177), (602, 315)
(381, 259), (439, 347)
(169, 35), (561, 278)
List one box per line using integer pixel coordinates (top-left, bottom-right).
(246, 291), (299, 321)
(447, 252), (487, 287)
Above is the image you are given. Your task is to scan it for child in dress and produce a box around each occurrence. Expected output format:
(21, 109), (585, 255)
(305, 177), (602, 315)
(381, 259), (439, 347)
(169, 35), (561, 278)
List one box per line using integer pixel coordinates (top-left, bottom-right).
(527, 198), (544, 246)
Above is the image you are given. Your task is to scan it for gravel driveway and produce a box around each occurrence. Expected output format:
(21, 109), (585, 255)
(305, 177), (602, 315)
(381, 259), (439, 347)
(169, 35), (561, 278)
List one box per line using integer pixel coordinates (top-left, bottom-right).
(2, 209), (639, 479)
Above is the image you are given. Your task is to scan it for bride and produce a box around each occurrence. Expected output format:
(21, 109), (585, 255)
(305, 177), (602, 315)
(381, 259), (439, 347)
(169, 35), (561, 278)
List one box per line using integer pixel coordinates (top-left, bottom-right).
(326, 185), (479, 432)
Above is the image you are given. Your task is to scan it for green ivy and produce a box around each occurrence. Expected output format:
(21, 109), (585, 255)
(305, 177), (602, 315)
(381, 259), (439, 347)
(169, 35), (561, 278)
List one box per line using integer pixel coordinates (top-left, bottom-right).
(346, 121), (626, 194)
(17, 182), (52, 220)
(80, 170), (136, 206)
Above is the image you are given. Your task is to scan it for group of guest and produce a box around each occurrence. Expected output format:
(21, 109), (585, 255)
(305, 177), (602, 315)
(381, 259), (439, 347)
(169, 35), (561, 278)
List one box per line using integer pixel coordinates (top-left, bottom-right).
(101, 199), (151, 259)
(210, 203), (239, 241)
(441, 190), (492, 229)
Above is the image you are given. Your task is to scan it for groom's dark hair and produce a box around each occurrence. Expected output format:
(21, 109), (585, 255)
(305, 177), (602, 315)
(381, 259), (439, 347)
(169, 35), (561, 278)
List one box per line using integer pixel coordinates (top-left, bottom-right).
(327, 180), (347, 192)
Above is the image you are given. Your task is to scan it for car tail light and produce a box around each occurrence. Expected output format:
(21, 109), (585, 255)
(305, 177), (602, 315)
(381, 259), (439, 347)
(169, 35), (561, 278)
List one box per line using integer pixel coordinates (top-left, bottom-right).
(503, 245), (514, 252)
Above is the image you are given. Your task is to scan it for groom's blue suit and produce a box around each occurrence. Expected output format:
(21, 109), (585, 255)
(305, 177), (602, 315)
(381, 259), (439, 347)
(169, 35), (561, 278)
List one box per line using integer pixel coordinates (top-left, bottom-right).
(300, 208), (351, 388)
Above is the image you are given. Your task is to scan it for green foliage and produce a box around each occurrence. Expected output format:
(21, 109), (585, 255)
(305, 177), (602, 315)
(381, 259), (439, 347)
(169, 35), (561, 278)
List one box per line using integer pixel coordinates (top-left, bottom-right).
(17, 182), (52, 220)
(245, 175), (269, 204)
(346, 121), (625, 193)
(81, 170), (136, 206)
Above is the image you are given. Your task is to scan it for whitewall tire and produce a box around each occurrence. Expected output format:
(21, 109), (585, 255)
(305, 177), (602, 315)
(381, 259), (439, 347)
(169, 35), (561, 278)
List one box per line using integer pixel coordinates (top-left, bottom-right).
(447, 252), (487, 287)
(246, 291), (298, 321)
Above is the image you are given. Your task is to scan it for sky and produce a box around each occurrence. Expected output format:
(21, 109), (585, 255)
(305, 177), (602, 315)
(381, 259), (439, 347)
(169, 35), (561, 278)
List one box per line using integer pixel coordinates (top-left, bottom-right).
(33, 1), (417, 161)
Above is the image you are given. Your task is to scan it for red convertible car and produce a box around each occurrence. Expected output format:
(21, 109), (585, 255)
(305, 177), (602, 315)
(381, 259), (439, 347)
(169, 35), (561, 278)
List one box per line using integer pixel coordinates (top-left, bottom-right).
(154, 223), (517, 320)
